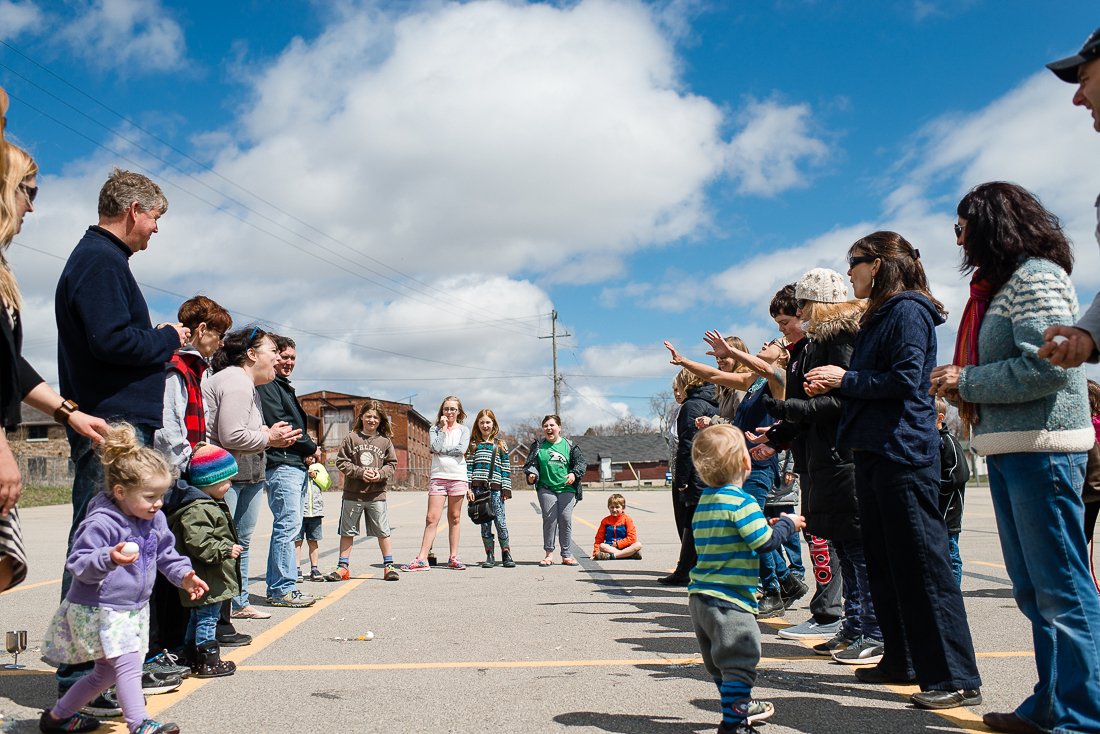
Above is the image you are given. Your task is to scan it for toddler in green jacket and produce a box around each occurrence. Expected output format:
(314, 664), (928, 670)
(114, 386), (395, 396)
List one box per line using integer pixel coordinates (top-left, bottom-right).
(167, 444), (242, 679)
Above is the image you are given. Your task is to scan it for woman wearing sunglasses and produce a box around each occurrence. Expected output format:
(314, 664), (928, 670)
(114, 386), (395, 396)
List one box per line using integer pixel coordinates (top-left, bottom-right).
(804, 232), (981, 710)
(0, 141), (110, 593)
(932, 183), (1100, 734)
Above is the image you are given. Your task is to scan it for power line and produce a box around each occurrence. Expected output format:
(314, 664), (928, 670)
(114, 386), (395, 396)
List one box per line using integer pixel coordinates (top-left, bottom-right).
(0, 41), (538, 338)
(10, 239), (546, 378)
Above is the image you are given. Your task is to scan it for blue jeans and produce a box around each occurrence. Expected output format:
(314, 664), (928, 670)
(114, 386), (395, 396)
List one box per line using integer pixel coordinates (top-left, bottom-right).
(265, 464), (306, 598)
(947, 532), (962, 587)
(58, 424), (155, 694)
(743, 466), (785, 592)
(987, 452), (1100, 734)
(765, 504), (804, 578)
(186, 604), (221, 646)
(224, 479), (264, 610)
(834, 538), (881, 641)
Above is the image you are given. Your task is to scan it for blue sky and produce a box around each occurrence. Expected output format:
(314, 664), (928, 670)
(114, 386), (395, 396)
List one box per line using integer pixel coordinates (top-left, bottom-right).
(2, 0), (1099, 431)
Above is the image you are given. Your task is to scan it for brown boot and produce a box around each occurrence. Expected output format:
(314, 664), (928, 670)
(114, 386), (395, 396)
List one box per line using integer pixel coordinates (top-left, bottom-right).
(193, 640), (236, 678)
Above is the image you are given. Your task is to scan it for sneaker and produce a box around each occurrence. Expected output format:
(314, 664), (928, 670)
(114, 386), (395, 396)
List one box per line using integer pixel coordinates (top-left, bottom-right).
(812, 629), (858, 656)
(309, 569), (324, 582)
(593, 551), (612, 560)
(735, 699), (775, 724)
(79, 691), (121, 717)
(266, 590), (316, 608)
(831, 635), (884, 665)
(144, 650), (190, 680)
(632, 550), (642, 560)
(39, 709), (102, 732)
(717, 721), (760, 734)
(133, 719), (181, 734)
(402, 558), (430, 572)
(141, 668), (182, 695)
(296, 569), (304, 583)
(448, 556), (466, 570)
(324, 566), (351, 581)
(777, 617), (841, 640)
(384, 564), (400, 581)
(757, 591), (785, 617)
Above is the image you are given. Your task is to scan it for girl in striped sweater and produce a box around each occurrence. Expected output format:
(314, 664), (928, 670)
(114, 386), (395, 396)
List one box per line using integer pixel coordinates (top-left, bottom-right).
(466, 409), (513, 568)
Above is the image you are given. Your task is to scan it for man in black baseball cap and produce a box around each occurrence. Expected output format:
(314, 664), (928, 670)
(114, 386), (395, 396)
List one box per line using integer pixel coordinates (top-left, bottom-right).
(1038, 28), (1100, 369)
(1046, 27), (1100, 82)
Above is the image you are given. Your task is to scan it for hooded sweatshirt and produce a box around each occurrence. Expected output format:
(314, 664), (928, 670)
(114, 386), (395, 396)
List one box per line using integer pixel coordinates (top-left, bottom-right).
(65, 493), (192, 611)
(837, 292), (945, 467)
(336, 429), (397, 501)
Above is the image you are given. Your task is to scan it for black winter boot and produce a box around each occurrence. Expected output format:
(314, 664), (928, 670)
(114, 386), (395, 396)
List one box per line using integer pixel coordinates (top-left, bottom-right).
(193, 641), (235, 678)
(482, 539), (496, 568)
(501, 548), (516, 568)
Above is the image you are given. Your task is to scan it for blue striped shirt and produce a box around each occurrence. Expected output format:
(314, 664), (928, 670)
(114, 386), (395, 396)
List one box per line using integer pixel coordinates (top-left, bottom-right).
(688, 483), (773, 613)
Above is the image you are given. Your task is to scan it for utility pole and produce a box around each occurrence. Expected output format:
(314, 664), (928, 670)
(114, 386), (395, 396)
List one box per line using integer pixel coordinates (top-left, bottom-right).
(539, 310), (570, 415)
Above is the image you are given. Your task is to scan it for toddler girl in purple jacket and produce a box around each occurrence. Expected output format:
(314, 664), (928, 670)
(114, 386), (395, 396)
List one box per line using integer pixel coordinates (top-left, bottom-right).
(39, 423), (208, 734)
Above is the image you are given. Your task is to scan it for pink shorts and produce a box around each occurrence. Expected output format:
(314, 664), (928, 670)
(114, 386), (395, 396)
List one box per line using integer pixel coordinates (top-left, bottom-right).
(428, 478), (469, 497)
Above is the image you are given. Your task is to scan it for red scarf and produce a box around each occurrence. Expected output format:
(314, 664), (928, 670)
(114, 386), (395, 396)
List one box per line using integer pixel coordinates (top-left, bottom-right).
(168, 351), (207, 447)
(952, 271), (995, 429)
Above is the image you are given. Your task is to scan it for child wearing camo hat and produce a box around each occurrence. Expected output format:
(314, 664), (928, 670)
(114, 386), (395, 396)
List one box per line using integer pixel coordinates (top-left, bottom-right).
(166, 444), (242, 679)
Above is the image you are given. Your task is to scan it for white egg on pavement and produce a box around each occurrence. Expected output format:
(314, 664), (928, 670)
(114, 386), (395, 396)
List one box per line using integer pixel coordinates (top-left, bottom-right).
(121, 541), (140, 556)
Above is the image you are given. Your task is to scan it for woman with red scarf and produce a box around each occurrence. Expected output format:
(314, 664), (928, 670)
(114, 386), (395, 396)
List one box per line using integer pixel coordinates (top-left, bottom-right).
(931, 182), (1100, 734)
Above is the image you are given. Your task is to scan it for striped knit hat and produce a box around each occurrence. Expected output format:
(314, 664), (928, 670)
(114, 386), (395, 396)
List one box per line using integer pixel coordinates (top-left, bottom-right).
(189, 443), (238, 487)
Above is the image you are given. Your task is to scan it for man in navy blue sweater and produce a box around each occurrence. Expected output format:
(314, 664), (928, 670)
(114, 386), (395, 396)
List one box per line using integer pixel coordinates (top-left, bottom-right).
(53, 168), (188, 711)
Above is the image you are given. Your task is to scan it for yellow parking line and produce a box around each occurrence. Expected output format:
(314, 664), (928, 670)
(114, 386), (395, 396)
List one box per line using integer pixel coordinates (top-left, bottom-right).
(971, 560), (1007, 570)
(0, 577), (60, 594)
(137, 578), (367, 723)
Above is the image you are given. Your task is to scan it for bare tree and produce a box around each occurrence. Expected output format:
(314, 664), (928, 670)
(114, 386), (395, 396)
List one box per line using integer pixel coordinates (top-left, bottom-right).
(582, 415), (649, 436)
(649, 390), (677, 437)
(503, 416), (545, 448)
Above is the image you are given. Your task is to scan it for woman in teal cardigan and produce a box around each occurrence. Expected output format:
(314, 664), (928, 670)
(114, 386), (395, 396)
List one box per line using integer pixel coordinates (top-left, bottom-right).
(932, 182), (1100, 734)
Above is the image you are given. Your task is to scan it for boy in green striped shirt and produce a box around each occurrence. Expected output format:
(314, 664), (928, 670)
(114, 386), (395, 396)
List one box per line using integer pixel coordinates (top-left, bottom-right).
(689, 424), (805, 734)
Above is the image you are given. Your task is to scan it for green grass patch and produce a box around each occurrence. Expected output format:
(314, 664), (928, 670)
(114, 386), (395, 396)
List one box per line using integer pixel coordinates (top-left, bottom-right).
(19, 484), (72, 508)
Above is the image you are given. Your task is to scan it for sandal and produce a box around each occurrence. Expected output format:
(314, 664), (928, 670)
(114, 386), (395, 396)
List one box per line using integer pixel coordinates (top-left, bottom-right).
(538, 558), (553, 567)
(230, 605), (272, 620)
(562, 557), (579, 566)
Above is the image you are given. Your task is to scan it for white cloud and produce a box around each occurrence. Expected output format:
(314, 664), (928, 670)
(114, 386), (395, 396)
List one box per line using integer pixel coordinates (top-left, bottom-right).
(0, 0), (41, 40)
(57, 0), (186, 73)
(724, 99), (830, 196)
(7, 0), (837, 433)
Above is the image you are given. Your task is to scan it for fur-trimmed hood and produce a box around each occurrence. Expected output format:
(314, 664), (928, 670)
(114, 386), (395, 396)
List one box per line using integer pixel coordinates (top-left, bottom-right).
(807, 300), (864, 341)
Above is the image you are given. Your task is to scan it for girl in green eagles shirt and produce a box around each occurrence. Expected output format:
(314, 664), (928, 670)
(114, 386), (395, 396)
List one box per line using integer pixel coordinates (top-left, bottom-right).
(523, 414), (586, 567)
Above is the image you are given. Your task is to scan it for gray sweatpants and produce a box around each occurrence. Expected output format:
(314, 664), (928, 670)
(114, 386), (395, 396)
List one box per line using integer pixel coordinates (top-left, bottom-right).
(537, 487), (576, 557)
(689, 594), (760, 688)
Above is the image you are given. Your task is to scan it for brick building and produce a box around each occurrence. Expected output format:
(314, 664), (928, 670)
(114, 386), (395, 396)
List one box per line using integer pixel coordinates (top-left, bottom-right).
(8, 406), (73, 486)
(297, 391), (432, 491)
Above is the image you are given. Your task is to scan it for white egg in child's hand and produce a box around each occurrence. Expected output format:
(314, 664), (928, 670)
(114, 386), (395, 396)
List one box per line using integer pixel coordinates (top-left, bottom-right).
(1052, 335), (1068, 345)
(121, 541), (140, 556)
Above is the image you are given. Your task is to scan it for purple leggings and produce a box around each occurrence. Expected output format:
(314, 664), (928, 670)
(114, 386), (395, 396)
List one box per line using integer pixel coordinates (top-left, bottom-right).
(51, 651), (146, 732)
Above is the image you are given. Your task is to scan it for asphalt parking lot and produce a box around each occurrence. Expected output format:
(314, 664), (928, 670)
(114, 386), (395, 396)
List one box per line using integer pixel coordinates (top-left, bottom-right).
(0, 485), (1056, 733)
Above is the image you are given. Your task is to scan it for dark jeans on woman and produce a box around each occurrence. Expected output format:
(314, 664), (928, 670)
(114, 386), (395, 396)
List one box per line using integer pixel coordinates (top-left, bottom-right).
(672, 501), (698, 577)
(853, 452), (981, 692)
(833, 538), (880, 641)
